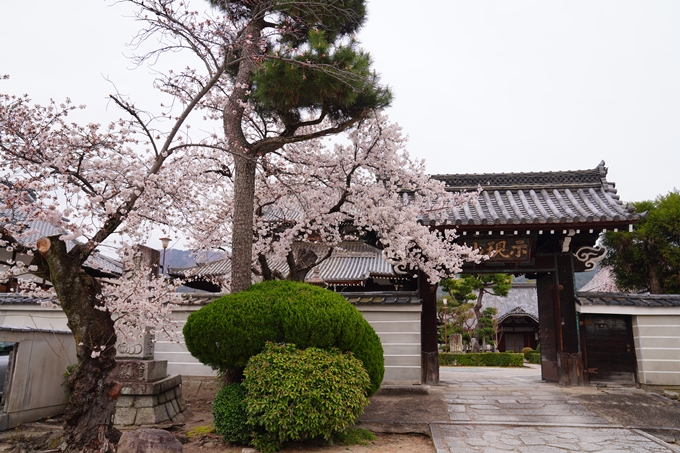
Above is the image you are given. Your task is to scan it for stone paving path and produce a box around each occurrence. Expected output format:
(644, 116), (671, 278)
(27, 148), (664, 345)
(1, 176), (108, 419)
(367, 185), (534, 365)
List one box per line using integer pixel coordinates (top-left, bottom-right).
(432, 366), (680, 453)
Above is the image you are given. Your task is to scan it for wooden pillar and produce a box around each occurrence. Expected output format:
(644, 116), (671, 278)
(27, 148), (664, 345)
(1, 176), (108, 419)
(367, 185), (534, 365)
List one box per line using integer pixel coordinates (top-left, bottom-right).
(419, 272), (439, 384)
(555, 254), (584, 385)
(537, 273), (559, 382)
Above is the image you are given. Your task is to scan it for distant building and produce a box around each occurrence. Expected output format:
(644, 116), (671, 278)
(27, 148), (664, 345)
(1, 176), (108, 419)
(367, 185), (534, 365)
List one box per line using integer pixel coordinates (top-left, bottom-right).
(478, 282), (539, 352)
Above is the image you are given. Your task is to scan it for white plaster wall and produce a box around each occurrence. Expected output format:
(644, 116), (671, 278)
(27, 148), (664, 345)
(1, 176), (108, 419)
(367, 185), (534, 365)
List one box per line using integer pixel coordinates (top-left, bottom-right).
(0, 304), (69, 331)
(356, 304), (422, 384)
(156, 302), (423, 384)
(154, 304), (217, 377)
(0, 300), (423, 384)
(633, 315), (680, 386)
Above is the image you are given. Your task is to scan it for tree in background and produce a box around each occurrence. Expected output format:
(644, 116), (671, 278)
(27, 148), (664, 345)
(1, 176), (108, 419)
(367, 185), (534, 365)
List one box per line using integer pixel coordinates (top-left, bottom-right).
(602, 190), (680, 294)
(440, 274), (512, 346)
(437, 297), (475, 350)
(205, 0), (392, 292)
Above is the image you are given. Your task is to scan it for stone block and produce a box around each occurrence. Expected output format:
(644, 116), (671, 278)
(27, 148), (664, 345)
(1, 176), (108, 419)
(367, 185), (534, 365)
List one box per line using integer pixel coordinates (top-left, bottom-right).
(121, 374), (182, 396)
(165, 401), (178, 419)
(116, 326), (156, 360)
(136, 405), (170, 425)
(134, 396), (157, 408)
(118, 428), (182, 453)
(114, 407), (138, 426)
(159, 392), (167, 404)
(181, 377), (221, 400)
(171, 411), (186, 423)
(113, 360), (168, 383)
(116, 396), (135, 408)
(177, 396), (188, 412)
(170, 398), (180, 415)
(450, 334), (463, 353)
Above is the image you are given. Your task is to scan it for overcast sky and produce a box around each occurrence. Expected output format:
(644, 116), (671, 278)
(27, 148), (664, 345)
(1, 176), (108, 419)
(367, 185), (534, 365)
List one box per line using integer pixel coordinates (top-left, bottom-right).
(2, 0), (679, 203)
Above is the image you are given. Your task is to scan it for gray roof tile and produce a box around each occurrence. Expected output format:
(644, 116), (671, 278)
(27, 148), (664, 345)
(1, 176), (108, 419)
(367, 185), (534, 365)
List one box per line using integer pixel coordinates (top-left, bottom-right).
(577, 292), (680, 308)
(169, 242), (404, 284)
(430, 161), (640, 227)
(0, 293), (55, 305)
(479, 283), (539, 319)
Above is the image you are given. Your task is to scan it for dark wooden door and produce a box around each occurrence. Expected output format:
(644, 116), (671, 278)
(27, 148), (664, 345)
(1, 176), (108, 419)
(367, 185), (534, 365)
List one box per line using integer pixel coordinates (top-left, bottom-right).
(583, 314), (636, 384)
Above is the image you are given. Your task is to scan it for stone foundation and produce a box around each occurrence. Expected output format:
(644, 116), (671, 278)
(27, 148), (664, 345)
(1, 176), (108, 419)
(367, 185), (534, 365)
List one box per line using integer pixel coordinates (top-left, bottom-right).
(112, 360), (191, 426)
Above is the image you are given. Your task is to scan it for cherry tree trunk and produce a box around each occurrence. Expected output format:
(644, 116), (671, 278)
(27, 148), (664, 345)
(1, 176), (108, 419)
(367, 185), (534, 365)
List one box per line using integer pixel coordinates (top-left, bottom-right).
(231, 155), (257, 293)
(36, 237), (120, 452)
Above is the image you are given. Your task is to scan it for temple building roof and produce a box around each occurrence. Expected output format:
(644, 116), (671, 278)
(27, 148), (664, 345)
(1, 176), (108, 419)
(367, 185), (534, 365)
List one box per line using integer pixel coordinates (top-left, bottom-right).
(478, 282), (539, 320)
(430, 161), (640, 228)
(577, 292), (680, 308)
(168, 241), (408, 290)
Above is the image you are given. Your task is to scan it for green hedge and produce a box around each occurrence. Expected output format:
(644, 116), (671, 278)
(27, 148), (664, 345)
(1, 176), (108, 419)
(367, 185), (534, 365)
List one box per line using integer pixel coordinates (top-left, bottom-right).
(183, 280), (384, 395)
(439, 352), (524, 367)
(212, 383), (251, 445)
(243, 343), (370, 453)
(527, 352), (541, 364)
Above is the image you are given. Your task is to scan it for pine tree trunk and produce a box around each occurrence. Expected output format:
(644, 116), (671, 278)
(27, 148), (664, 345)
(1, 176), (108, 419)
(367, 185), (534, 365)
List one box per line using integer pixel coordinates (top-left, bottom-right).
(649, 265), (662, 293)
(231, 155), (257, 293)
(36, 237), (120, 452)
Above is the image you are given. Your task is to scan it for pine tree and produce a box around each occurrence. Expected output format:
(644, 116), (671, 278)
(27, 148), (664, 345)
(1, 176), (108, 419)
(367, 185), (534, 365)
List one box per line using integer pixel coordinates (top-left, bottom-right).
(602, 191), (680, 294)
(208, 0), (391, 292)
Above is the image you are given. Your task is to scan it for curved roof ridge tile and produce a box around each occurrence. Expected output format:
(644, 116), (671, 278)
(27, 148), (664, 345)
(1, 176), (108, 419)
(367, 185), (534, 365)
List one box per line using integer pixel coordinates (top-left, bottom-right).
(493, 191), (513, 223)
(529, 189), (553, 223)
(517, 190), (540, 223)
(589, 187), (617, 220)
(506, 191), (525, 223)
(472, 199), (487, 224)
(482, 191), (501, 224)
(541, 189), (566, 222)
(552, 189), (579, 221)
(565, 188), (593, 220)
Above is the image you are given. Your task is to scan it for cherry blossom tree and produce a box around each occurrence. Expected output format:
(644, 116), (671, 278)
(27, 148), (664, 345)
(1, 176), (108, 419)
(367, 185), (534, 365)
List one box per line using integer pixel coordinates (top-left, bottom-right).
(1, 0), (391, 448)
(188, 113), (486, 287)
(1, 1), (482, 450)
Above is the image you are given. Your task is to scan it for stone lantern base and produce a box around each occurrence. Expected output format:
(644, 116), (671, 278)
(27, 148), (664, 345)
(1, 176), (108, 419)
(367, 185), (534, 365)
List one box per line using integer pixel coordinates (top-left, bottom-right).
(112, 360), (191, 426)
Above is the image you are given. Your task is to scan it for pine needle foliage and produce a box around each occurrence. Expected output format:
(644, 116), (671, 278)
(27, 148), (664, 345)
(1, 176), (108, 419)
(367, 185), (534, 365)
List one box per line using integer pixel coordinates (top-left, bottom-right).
(602, 191), (680, 294)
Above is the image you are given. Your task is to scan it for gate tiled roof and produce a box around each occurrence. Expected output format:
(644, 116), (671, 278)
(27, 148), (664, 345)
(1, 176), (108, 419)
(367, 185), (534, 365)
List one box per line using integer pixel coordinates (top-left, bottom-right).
(577, 292), (680, 308)
(431, 161), (640, 227)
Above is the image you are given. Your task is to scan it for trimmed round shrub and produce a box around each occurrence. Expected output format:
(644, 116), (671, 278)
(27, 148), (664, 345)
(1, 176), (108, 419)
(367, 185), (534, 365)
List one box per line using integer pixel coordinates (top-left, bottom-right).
(212, 383), (251, 445)
(183, 280), (384, 394)
(352, 322), (384, 395)
(521, 347), (535, 360)
(243, 343), (371, 453)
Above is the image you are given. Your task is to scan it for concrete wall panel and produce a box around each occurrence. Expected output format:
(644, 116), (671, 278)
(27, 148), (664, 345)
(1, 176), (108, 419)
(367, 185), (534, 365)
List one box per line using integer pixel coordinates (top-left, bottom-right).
(633, 315), (680, 386)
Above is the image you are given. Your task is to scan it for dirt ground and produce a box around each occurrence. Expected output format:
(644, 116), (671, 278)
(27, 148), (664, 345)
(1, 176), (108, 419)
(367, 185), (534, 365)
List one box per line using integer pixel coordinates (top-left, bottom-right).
(0, 390), (434, 453)
(170, 395), (434, 453)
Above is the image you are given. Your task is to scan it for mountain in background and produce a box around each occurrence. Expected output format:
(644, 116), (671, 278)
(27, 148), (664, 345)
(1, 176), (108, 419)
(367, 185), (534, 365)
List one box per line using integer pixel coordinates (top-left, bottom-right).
(163, 249), (226, 270)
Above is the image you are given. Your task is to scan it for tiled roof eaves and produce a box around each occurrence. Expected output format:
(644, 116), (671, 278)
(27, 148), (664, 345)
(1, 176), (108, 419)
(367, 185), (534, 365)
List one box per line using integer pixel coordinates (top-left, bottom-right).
(0, 324), (71, 335)
(0, 293), (56, 305)
(428, 162), (641, 228)
(343, 291), (421, 305)
(432, 163), (606, 191)
(576, 292), (680, 308)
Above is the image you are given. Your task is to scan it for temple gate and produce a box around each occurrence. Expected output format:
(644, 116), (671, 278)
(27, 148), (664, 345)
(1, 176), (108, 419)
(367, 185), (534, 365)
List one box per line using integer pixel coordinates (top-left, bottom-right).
(420, 161), (641, 385)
